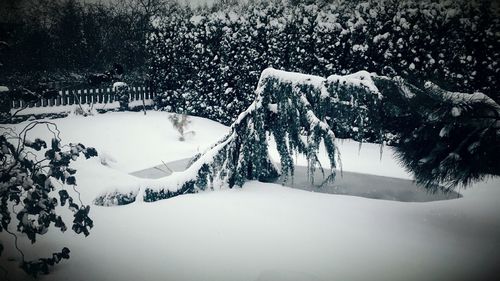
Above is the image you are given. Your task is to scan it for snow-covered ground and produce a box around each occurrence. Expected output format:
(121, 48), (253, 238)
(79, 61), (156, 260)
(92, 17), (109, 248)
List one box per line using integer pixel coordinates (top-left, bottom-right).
(1, 111), (499, 281)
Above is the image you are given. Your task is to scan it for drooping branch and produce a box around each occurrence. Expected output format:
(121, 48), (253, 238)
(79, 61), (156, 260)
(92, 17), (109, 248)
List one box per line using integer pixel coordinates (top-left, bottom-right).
(95, 68), (347, 205)
(95, 68), (500, 205)
(373, 75), (500, 188)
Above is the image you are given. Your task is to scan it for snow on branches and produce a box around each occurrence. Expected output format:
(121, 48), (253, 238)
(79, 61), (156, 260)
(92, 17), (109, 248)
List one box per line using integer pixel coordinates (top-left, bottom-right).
(95, 68), (383, 205)
(96, 67), (500, 205)
(373, 76), (500, 189)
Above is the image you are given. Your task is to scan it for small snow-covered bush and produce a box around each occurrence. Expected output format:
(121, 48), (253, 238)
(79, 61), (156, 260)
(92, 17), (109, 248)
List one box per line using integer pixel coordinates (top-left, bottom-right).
(99, 152), (117, 167)
(94, 190), (137, 206)
(113, 82), (130, 111)
(168, 113), (195, 141)
(71, 104), (97, 117)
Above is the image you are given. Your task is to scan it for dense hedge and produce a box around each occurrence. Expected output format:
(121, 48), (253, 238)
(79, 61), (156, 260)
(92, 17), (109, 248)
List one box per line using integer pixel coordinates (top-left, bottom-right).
(0, 0), (149, 88)
(149, 0), (500, 129)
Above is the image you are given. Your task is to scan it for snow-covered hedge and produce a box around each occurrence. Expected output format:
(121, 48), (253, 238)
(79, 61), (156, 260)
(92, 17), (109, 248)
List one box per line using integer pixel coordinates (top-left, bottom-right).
(149, 0), (500, 132)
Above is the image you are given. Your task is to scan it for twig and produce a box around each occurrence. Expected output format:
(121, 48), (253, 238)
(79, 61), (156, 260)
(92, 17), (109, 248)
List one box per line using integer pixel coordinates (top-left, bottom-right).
(72, 185), (84, 207)
(160, 160), (174, 173)
(5, 228), (25, 262)
(0, 126), (18, 139)
(153, 166), (170, 175)
(142, 91), (147, 115)
(9, 104), (29, 119)
(72, 90), (85, 114)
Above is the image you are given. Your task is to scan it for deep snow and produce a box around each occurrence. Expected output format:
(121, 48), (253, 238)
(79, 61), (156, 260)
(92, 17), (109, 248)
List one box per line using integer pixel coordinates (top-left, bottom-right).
(1, 111), (499, 281)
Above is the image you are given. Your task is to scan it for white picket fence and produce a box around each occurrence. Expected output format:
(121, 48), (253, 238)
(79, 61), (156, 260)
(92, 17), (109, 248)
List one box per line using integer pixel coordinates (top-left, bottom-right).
(10, 86), (155, 115)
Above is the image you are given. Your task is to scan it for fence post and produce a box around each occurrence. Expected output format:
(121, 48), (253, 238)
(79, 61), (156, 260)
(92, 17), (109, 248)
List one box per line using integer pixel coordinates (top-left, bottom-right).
(103, 88), (108, 103)
(69, 90), (74, 105)
(64, 90), (69, 105)
(10, 85), (154, 112)
(147, 87), (152, 100)
(98, 88), (103, 103)
(81, 89), (86, 104)
(110, 87), (114, 103)
(56, 91), (62, 106)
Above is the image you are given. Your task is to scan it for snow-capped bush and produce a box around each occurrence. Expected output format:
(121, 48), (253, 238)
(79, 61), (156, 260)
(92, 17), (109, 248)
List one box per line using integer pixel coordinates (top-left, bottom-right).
(168, 113), (195, 141)
(113, 82), (130, 111)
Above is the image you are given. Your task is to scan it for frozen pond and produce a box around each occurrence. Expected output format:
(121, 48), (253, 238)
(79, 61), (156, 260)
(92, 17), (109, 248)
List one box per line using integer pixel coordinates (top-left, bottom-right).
(275, 165), (461, 202)
(131, 158), (461, 202)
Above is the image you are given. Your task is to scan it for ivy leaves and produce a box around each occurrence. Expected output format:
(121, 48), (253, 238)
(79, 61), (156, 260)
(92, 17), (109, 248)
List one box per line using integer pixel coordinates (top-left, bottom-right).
(0, 122), (97, 277)
(46, 140), (97, 186)
(21, 247), (71, 277)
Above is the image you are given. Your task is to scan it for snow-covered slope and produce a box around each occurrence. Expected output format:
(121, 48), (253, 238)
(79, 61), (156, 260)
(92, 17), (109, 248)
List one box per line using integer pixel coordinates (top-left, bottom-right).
(1, 111), (498, 281)
(3, 111), (229, 173)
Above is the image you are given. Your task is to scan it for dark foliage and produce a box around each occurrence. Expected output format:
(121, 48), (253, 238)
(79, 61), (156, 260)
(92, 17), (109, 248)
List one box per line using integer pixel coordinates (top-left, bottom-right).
(0, 121), (98, 276)
(0, 0), (150, 88)
(21, 247), (70, 278)
(373, 79), (500, 188)
(149, 0), (500, 134)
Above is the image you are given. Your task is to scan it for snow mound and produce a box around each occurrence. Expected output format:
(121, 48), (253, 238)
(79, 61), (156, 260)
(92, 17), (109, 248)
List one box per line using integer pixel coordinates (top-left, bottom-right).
(112, 81), (128, 91)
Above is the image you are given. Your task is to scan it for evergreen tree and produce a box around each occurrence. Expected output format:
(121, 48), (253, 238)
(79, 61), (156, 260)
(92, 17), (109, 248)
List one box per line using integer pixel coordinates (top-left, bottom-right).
(97, 67), (500, 205)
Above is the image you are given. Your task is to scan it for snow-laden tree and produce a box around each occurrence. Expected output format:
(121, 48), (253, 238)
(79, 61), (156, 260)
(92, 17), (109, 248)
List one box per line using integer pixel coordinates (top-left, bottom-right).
(95, 68), (380, 205)
(374, 77), (500, 189)
(96, 67), (499, 206)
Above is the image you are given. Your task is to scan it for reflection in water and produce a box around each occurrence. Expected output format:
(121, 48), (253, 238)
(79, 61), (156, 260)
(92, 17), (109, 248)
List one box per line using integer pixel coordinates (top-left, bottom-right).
(274, 165), (462, 202)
